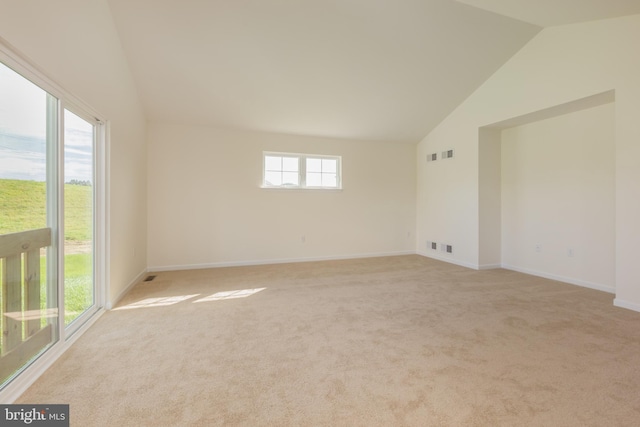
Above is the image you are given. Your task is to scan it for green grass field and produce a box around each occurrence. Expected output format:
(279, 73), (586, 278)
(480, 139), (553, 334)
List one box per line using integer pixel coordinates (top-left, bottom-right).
(0, 179), (47, 234)
(0, 178), (94, 332)
(0, 178), (92, 240)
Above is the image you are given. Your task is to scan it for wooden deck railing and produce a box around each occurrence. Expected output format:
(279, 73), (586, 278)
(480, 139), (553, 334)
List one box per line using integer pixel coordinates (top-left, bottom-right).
(0, 228), (53, 381)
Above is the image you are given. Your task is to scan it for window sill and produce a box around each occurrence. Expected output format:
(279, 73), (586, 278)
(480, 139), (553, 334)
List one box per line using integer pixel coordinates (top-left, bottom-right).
(260, 185), (343, 192)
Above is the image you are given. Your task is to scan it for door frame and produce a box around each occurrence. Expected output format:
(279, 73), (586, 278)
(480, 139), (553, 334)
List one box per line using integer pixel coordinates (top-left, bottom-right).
(0, 37), (108, 402)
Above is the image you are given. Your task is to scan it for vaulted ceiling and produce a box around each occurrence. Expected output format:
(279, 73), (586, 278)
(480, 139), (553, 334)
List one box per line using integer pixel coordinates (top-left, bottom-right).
(107, 0), (640, 143)
(455, 0), (640, 27)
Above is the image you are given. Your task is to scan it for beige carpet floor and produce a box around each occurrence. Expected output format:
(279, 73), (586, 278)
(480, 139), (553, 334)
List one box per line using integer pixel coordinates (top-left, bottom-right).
(16, 255), (640, 426)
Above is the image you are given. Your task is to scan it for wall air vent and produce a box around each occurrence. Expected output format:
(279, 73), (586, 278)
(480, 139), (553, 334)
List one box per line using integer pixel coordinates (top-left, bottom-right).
(427, 153), (437, 162)
(441, 244), (453, 253)
(427, 241), (437, 251)
(441, 149), (454, 159)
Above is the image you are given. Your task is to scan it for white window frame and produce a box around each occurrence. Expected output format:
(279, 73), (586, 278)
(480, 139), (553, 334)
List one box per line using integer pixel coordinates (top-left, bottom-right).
(262, 151), (342, 190)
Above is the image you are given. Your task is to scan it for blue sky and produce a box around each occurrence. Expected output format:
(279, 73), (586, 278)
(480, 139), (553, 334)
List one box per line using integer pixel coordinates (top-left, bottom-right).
(0, 62), (93, 182)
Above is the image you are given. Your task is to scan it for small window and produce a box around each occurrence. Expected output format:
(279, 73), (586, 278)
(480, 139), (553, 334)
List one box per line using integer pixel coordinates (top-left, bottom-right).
(306, 157), (338, 188)
(262, 152), (341, 189)
(264, 154), (300, 187)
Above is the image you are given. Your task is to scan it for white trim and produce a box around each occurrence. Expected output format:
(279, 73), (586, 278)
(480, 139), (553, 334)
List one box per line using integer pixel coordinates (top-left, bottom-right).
(478, 263), (502, 270)
(613, 299), (640, 313)
(148, 251), (416, 273)
(57, 102), (67, 341)
(416, 255), (617, 294)
(106, 268), (147, 310)
(259, 186), (344, 192)
(501, 264), (615, 294)
(104, 121), (111, 311)
(415, 251), (479, 270)
(0, 309), (105, 403)
(414, 251), (617, 292)
(96, 120), (108, 311)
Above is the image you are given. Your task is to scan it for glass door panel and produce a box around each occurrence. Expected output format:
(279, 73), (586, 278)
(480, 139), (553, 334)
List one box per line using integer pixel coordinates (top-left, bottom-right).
(0, 62), (59, 386)
(63, 109), (95, 327)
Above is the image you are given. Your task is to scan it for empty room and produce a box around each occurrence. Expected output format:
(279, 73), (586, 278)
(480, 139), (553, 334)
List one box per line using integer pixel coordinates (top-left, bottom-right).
(1, 0), (640, 425)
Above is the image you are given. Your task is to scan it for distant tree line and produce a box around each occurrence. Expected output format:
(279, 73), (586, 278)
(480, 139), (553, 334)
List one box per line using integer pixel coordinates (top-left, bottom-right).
(67, 179), (92, 186)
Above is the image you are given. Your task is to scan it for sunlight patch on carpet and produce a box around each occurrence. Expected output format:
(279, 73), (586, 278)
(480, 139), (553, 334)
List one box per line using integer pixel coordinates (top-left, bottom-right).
(194, 288), (266, 303)
(114, 294), (200, 310)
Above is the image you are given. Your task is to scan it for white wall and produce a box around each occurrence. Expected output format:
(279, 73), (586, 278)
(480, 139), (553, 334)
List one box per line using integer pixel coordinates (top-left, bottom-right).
(501, 103), (615, 292)
(0, 0), (148, 305)
(478, 127), (502, 268)
(417, 15), (640, 310)
(147, 124), (416, 270)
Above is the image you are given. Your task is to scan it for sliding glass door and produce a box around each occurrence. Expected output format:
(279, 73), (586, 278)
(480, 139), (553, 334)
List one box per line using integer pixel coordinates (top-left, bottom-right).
(0, 58), (102, 389)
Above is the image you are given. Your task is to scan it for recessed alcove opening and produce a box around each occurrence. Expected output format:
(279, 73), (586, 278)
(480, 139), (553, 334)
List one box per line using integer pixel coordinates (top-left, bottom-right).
(479, 90), (616, 293)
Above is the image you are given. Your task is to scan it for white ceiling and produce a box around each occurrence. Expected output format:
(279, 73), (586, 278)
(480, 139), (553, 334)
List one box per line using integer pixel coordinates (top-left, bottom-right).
(106, 0), (638, 143)
(456, 0), (640, 27)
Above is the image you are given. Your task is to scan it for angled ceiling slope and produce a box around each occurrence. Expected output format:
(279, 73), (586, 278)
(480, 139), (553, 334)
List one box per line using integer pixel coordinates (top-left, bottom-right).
(456, 0), (640, 27)
(108, 0), (541, 143)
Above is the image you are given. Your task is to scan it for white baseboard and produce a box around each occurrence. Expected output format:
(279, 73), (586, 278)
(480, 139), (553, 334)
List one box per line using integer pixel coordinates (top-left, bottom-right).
(614, 298), (640, 313)
(415, 251), (479, 270)
(501, 264), (615, 294)
(106, 268), (147, 309)
(148, 250), (417, 273)
(391, 255), (616, 296)
(478, 263), (502, 270)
